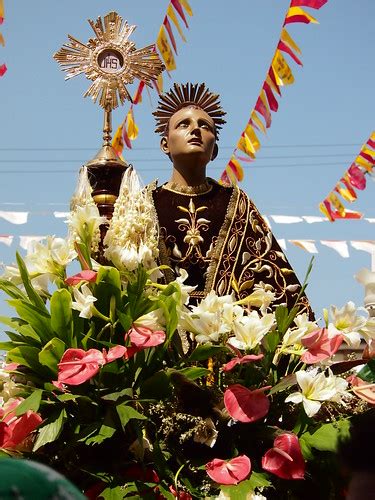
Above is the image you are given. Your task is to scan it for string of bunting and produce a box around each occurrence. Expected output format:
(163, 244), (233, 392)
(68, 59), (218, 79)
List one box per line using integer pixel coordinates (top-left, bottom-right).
(0, 0), (6, 77)
(220, 0), (329, 185)
(319, 131), (375, 221)
(1, 235), (375, 261)
(112, 0), (193, 158)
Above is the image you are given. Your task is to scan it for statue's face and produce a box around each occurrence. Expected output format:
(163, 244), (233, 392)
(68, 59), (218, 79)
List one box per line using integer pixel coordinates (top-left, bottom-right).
(161, 106), (217, 165)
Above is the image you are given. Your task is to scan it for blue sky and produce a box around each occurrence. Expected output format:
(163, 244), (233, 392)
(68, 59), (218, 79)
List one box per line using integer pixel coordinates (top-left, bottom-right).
(0, 0), (374, 334)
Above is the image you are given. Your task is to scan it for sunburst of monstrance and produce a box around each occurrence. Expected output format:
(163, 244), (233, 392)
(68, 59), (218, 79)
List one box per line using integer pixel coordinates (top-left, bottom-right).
(54, 11), (164, 110)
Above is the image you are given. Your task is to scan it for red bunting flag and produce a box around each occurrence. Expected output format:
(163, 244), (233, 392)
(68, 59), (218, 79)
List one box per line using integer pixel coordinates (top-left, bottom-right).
(163, 16), (178, 54)
(291, 0), (328, 8)
(255, 92), (272, 128)
(263, 81), (279, 112)
(278, 40), (303, 66)
(284, 7), (318, 26)
(171, 0), (189, 29)
(0, 63), (7, 77)
(133, 81), (145, 105)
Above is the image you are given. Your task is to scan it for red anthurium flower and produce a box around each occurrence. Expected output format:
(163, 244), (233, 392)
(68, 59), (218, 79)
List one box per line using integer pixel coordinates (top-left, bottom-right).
(347, 375), (375, 405)
(0, 399), (42, 450)
(222, 354), (263, 372)
(124, 326), (166, 358)
(262, 433), (305, 479)
(224, 384), (270, 423)
(206, 455), (251, 485)
(65, 270), (97, 286)
(57, 348), (106, 385)
(106, 345), (127, 363)
(301, 328), (343, 364)
(348, 164), (366, 190)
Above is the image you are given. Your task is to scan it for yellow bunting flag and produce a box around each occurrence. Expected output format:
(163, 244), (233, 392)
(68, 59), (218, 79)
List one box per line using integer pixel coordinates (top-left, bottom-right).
(335, 182), (357, 203)
(179, 0), (193, 17)
(272, 51), (294, 86)
(112, 124), (124, 159)
(157, 26), (176, 71)
(355, 156), (373, 172)
(244, 125), (261, 155)
(319, 200), (335, 221)
(167, 4), (186, 42)
(225, 157), (244, 184)
(237, 136), (255, 159)
(250, 110), (266, 135)
(0, 33), (4, 46)
(157, 72), (164, 93)
(0, 0), (4, 19)
(281, 28), (302, 55)
(126, 108), (138, 141)
(328, 192), (346, 217)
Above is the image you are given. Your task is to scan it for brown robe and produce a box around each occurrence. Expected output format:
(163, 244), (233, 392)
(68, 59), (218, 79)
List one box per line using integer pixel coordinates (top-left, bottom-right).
(151, 178), (312, 315)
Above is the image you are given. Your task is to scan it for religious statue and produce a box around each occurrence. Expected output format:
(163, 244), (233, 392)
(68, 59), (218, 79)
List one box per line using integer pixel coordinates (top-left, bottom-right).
(151, 83), (312, 314)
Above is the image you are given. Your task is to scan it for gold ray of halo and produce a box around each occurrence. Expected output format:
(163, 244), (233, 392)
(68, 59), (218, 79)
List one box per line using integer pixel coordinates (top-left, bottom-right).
(54, 11), (164, 111)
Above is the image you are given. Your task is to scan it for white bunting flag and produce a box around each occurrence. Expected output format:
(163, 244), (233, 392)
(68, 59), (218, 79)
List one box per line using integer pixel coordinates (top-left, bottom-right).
(0, 211), (28, 224)
(19, 236), (46, 251)
(289, 240), (318, 253)
(0, 235), (13, 247)
(270, 215), (303, 224)
(321, 240), (349, 258)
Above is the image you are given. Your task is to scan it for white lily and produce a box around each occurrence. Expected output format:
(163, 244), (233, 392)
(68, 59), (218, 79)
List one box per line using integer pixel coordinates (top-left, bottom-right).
(68, 204), (106, 253)
(285, 369), (348, 417)
(238, 282), (276, 314)
(134, 308), (166, 330)
(328, 301), (367, 348)
(175, 269), (197, 306)
(71, 284), (97, 319)
(230, 311), (275, 350)
(50, 237), (77, 266)
(281, 313), (318, 348)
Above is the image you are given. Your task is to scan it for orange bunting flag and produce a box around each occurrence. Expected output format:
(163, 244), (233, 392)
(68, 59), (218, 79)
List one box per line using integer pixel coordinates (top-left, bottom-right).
(179, 0), (193, 17)
(272, 51), (295, 86)
(171, 0), (189, 29)
(291, 0), (328, 8)
(284, 7), (318, 25)
(0, 0), (4, 23)
(167, 4), (186, 42)
(157, 26), (176, 71)
(221, 157), (244, 185)
(133, 81), (145, 104)
(0, 63), (6, 77)
(163, 16), (178, 54)
(0, 33), (4, 46)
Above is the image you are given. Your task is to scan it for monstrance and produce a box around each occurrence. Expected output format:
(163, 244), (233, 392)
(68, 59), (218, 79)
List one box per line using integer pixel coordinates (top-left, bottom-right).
(54, 11), (164, 218)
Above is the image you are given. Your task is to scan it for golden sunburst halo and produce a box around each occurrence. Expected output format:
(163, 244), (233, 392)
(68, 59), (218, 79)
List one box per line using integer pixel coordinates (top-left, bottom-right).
(54, 11), (164, 110)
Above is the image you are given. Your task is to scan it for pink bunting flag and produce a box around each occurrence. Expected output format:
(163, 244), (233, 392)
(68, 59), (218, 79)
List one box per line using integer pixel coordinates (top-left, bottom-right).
(291, 0), (328, 8)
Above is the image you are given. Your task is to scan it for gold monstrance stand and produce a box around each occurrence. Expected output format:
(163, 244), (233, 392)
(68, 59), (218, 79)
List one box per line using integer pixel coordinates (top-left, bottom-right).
(54, 11), (164, 219)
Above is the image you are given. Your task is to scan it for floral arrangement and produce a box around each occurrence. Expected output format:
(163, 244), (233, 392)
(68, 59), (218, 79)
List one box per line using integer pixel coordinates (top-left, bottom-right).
(0, 168), (374, 499)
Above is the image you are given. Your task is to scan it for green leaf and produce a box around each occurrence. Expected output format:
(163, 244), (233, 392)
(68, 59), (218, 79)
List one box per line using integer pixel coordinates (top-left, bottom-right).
(174, 367), (210, 380)
(100, 486), (126, 500)
(116, 309), (133, 333)
(33, 409), (66, 451)
(50, 289), (73, 346)
(221, 474), (271, 499)
(96, 266), (121, 290)
(86, 422), (117, 445)
(15, 389), (43, 416)
(0, 279), (28, 301)
(275, 305), (289, 334)
(263, 330), (280, 353)
(358, 358), (375, 383)
(0, 341), (17, 351)
(101, 388), (133, 402)
(188, 343), (226, 361)
(38, 337), (66, 374)
(300, 419), (351, 453)
(269, 374), (297, 395)
(140, 370), (172, 399)
(116, 403), (147, 428)
(16, 252), (48, 312)
(7, 299), (53, 343)
(7, 345), (43, 372)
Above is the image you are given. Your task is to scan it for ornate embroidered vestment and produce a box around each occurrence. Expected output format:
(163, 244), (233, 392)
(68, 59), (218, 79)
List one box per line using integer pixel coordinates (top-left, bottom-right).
(151, 178), (311, 314)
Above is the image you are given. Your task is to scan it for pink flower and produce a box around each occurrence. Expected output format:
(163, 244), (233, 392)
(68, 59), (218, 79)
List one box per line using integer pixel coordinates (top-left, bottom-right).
(224, 384), (270, 423)
(56, 346), (126, 386)
(124, 326), (166, 358)
(206, 455), (251, 485)
(348, 164), (366, 190)
(0, 399), (42, 450)
(65, 270), (97, 286)
(262, 433), (305, 479)
(347, 375), (375, 405)
(222, 354), (263, 372)
(301, 328), (343, 364)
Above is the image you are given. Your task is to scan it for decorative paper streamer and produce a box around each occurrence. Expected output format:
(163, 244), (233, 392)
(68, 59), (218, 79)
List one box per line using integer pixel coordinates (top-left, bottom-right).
(112, 0), (193, 154)
(320, 131), (375, 221)
(290, 240), (318, 253)
(0, 211), (28, 224)
(0, 235), (13, 247)
(220, 0), (328, 184)
(270, 215), (303, 224)
(19, 236), (46, 250)
(320, 240), (349, 258)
